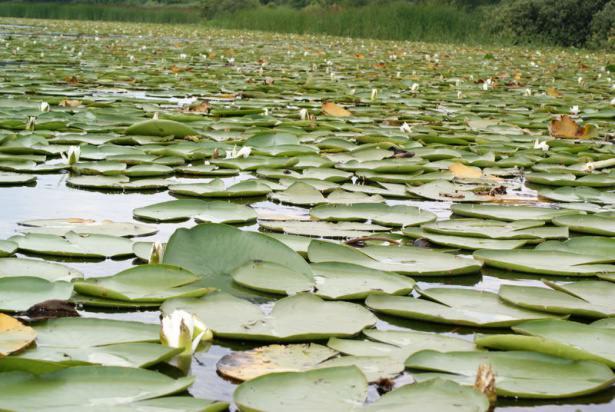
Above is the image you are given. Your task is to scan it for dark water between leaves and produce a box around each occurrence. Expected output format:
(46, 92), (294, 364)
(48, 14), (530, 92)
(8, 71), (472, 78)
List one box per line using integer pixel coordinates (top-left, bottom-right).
(2, 174), (614, 411)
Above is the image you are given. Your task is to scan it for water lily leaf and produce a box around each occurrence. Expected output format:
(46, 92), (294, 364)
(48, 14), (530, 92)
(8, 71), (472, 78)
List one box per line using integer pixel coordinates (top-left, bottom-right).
(0, 258), (82, 282)
(451, 204), (579, 222)
(409, 180), (496, 202)
(9, 232), (134, 258)
(0, 172), (36, 185)
(449, 163), (482, 179)
(317, 355), (404, 382)
(498, 281), (615, 318)
(125, 164), (174, 177)
(163, 223), (311, 296)
(125, 119), (197, 137)
(270, 182), (384, 206)
(0, 365), (194, 409)
(403, 228), (527, 250)
(74, 264), (213, 305)
(308, 240), (481, 276)
(18, 218), (157, 238)
(231, 260), (415, 299)
(217, 343), (338, 381)
(421, 219), (567, 240)
(72, 161), (127, 176)
(474, 249), (615, 276)
(538, 186), (615, 205)
(363, 329), (477, 359)
(366, 287), (557, 328)
(234, 366), (367, 412)
(177, 164), (239, 176)
(0, 241), (17, 257)
(161, 292), (376, 342)
(260, 220), (389, 238)
(552, 214), (615, 236)
(363, 378), (489, 412)
(476, 319), (615, 367)
(67, 175), (169, 191)
(310, 203), (436, 227)
(134, 199), (256, 224)
(408, 350), (615, 399)
(169, 179), (271, 198)
(0, 277), (73, 312)
(0, 314), (36, 357)
(536, 237), (615, 258)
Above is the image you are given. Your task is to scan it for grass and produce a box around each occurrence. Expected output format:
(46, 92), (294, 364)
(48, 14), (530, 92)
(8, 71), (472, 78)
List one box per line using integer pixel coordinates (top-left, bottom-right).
(0, 2), (201, 23)
(209, 2), (492, 44)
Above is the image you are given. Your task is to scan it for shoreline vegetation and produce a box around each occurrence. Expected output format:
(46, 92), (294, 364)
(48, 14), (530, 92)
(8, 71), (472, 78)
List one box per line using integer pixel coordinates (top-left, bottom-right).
(0, 1), (612, 49)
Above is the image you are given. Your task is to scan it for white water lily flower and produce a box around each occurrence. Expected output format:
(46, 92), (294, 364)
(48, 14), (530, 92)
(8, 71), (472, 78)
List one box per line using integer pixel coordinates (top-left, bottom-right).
(61, 146), (81, 165)
(225, 145), (252, 159)
(299, 108), (308, 121)
(25, 116), (36, 131)
(371, 88), (378, 101)
(40, 102), (50, 112)
(583, 162), (595, 173)
(411, 83), (419, 92)
(160, 310), (213, 355)
(482, 78), (492, 91)
(610, 97), (615, 105)
(533, 139), (549, 151)
(400, 122), (412, 134)
(149, 242), (164, 264)
(570, 105), (580, 115)
(524, 88), (532, 96)
(457, 90), (464, 99)
(179, 53), (187, 60)
(152, 112), (159, 120)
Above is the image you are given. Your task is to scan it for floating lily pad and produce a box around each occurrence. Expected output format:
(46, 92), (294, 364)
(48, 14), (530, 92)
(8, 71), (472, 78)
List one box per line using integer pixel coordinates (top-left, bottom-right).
(67, 175), (169, 190)
(161, 292), (376, 342)
(0, 258), (82, 282)
(0, 241), (17, 257)
(163, 223), (311, 296)
(270, 182), (384, 206)
(476, 319), (615, 367)
(366, 287), (557, 327)
(134, 199), (256, 224)
(407, 350), (615, 399)
(10, 232), (134, 258)
(169, 179), (271, 198)
(0, 277), (73, 312)
(536, 237), (615, 258)
(421, 219), (567, 240)
(402, 228), (527, 250)
(18, 218), (157, 238)
(552, 214), (615, 236)
(0, 314), (36, 357)
(310, 203), (436, 227)
(125, 119), (197, 137)
(74, 264), (213, 305)
(0, 366), (194, 409)
(0, 172), (36, 185)
(308, 240), (481, 276)
(260, 220), (389, 238)
(474, 249), (615, 276)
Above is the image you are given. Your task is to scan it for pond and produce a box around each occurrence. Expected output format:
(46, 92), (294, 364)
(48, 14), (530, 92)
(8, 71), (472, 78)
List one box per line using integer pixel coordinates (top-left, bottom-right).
(0, 17), (614, 412)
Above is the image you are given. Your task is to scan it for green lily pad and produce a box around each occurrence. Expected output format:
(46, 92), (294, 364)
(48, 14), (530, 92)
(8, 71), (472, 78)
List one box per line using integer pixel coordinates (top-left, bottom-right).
(134, 199), (256, 224)
(18, 218), (157, 238)
(74, 264), (213, 305)
(536, 237), (615, 258)
(125, 119), (197, 137)
(538, 186), (615, 205)
(474, 249), (615, 276)
(234, 366), (368, 412)
(476, 319), (615, 367)
(366, 287), (557, 327)
(0, 366), (194, 409)
(163, 223), (311, 296)
(407, 350), (615, 399)
(0, 172), (36, 185)
(10, 232), (134, 258)
(161, 292), (376, 342)
(169, 179), (271, 198)
(260, 220), (389, 238)
(0, 277), (73, 312)
(308, 240), (481, 276)
(403, 228), (527, 250)
(552, 214), (615, 236)
(499, 282), (615, 318)
(0, 258), (82, 282)
(310, 203), (436, 227)
(0, 241), (17, 257)
(421, 219), (567, 240)
(67, 175), (170, 191)
(270, 182), (384, 206)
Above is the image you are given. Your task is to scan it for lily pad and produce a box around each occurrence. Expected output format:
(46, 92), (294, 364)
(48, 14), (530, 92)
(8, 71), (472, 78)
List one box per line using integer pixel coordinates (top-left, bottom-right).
(0, 277), (73, 312)
(0, 241), (17, 257)
(0, 258), (82, 282)
(552, 214), (615, 236)
(18, 218), (157, 238)
(260, 220), (389, 238)
(310, 203), (436, 227)
(169, 179), (271, 198)
(0, 314), (36, 357)
(134, 199), (256, 224)
(407, 350), (615, 399)
(421, 219), (568, 240)
(10, 232), (134, 258)
(451, 204), (579, 222)
(161, 292), (376, 342)
(366, 287), (558, 327)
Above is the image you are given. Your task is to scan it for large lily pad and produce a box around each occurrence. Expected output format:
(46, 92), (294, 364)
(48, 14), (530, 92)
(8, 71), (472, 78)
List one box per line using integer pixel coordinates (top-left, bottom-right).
(451, 203), (580, 221)
(133, 199), (256, 224)
(161, 292), (376, 342)
(169, 179), (271, 198)
(552, 214), (615, 236)
(308, 240), (481, 276)
(421, 219), (568, 240)
(0, 314), (36, 357)
(18, 218), (157, 237)
(310, 203), (436, 227)
(0, 366), (194, 409)
(74, 264), (213, 305)
(0, 277), (73, 312)
(9, 232), (134, 258)
(163, 223), (311, 296)
(366, 287), (558, 327)
(0, 258), (82, 282)
(407, 350), (615, 399)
